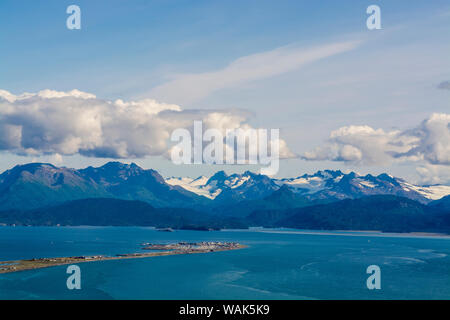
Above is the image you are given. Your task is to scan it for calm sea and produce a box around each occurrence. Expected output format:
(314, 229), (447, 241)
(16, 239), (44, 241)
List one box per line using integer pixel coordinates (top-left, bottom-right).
(0, 226), (449, 299)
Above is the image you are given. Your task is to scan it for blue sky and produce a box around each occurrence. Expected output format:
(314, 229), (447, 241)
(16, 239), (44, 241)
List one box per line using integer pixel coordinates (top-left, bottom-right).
(1, 0), (447, 96)
(0, 1), (449, 183)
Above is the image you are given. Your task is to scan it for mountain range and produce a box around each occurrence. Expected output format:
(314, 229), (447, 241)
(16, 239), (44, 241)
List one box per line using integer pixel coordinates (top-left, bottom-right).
(0, 162), (449, 232)
(0, 162), (209, 211)
(166, 169), (450, 205)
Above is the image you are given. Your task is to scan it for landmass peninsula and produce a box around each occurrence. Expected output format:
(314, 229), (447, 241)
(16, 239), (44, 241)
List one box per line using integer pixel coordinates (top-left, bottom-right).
(0, 242), (246, 274)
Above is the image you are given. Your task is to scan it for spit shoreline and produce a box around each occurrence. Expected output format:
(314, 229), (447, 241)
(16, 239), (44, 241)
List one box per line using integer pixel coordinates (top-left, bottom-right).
(0, 242), (247, 274)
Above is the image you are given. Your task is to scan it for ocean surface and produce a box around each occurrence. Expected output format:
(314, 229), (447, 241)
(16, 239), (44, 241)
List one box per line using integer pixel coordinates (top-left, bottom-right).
(0, 226), (449, 300)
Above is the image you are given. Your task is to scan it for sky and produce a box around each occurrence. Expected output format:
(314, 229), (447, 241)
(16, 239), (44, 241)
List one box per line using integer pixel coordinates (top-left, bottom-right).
(0, 0), (449, 184)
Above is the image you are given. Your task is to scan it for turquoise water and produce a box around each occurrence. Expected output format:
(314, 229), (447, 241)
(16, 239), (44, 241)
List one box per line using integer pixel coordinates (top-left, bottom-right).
(0, 226), (449, 299)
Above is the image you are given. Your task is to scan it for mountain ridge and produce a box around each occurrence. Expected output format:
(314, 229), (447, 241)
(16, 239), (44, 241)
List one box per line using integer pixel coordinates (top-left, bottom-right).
(247, 195), (449, 233)
(1, 195), (449, 233)
(167, 169), (449, 204)
(0, 162), (449, 212)
(0, 162), (209, 211)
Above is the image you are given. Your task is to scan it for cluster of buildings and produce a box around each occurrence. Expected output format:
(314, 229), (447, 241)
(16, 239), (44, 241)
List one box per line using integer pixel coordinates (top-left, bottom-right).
(143, 241), (240, 251)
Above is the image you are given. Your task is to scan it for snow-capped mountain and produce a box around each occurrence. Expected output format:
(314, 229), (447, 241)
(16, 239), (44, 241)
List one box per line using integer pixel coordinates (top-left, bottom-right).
(166, 170), (450, 203)
(275, 170), (344, 194)
(165, 175), (216, 199)
(166, 170), (279, 202)
(275, 171), (428, 202)
(1, 161), (448, 216)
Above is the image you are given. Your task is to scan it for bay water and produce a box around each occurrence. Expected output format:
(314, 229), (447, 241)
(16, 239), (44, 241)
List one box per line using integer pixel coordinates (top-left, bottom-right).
(0, 226), (449, 299)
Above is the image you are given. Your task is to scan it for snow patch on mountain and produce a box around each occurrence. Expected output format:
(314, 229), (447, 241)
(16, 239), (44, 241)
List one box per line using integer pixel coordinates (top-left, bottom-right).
(165, 176), (217, 199)
(227, 176), (250, 189)
(274, 170), (345, 194)
(358, 180), (377, 188)
(400, 182), (450, 200)
(274, 176), (327, 193)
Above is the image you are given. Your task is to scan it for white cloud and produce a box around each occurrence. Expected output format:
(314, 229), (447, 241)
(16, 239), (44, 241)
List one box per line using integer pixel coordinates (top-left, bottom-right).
(149, 40), (361, 104)
(0, 89), (294, 161)
(303, 113), (450, 167)
(398, 113), (450, 165)
(50, 153), (63, 164)
(416, 164), (450, 185)
(0, 89), (96, 101)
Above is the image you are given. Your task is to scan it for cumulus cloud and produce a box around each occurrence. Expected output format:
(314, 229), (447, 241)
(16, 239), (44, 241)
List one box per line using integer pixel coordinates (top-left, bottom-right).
(302, 113), (450, 167)
(0, 89), (294, 161)
(437, 81), (450, 90)
(396, 113), (450, 165)
(149, 40), (361, 104)
(416, 164), (450, 185)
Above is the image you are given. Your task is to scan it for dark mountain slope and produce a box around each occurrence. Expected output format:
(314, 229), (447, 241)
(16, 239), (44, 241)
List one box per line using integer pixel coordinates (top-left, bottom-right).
(0, 198), (206, 227)
(80, 162), (210, 208)
(248, 195), (444, 233)
(0, 198), (246, 229)
(429, 195), (450, 212)
(0, 163), (109, 210)
(212, 185), (328, 217)
(0, 162), (210, 211)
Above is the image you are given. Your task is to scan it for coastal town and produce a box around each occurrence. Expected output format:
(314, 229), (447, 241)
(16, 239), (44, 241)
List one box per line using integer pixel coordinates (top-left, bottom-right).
(141, 241), (242, 252)
(0, 242), (246, 274)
